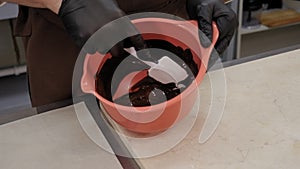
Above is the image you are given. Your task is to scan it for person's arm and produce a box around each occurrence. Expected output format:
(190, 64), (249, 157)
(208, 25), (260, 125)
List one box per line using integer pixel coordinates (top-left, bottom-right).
(58, 0), (151, 58)
(1, 0), (62, 14)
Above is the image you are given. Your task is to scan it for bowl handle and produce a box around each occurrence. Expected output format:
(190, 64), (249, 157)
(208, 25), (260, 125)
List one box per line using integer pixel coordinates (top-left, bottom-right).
(81, 54), (96, 94)
(188, 20), (219, 48)
(210, 22), (219, 51)
(188, 20), (219, 67)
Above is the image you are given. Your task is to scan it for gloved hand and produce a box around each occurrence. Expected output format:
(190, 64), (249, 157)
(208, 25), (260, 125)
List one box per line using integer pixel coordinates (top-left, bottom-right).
(186, 0), (238, 54)
(58, 0), (152, 61)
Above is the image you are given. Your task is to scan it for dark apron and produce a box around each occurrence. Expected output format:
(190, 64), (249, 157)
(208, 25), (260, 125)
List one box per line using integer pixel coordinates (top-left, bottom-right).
(15, 0), (188, 107)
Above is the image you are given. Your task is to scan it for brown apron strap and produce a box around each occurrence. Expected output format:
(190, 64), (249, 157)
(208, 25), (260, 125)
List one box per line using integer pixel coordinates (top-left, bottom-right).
(22, 8), (80, 107)
(14, 6), (31, 37)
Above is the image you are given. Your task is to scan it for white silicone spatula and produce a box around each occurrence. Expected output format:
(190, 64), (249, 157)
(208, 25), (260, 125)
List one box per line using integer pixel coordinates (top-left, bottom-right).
(124, 47), (188, 85)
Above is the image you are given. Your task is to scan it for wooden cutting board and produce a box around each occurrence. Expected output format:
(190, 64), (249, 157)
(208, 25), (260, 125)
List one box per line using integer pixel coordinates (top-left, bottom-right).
(260, 9), (300, 27)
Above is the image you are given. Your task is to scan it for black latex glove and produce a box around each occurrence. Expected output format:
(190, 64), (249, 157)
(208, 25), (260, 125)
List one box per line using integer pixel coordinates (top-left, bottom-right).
(186, 0), (238, 54)
(58, 0), (153, 61)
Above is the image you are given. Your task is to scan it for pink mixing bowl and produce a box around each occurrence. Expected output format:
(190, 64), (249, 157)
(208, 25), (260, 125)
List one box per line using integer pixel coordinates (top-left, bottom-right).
(81, 18), (219, 133)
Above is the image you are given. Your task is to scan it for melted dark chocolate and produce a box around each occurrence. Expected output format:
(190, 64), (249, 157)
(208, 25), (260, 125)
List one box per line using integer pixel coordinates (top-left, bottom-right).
(95, 39), (200, 107)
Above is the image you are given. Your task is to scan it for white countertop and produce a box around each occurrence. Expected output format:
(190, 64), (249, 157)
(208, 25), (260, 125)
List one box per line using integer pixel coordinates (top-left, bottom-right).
(0, 105), (123, 169)
(138, 49), (300, 168)
(1, 49), (300, 169)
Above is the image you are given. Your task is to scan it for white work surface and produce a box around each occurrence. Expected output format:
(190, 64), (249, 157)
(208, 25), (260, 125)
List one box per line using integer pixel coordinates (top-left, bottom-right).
(0, 49), (300, 169)
(0, 105), (123, 169)
(137, 49), (300, 168)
